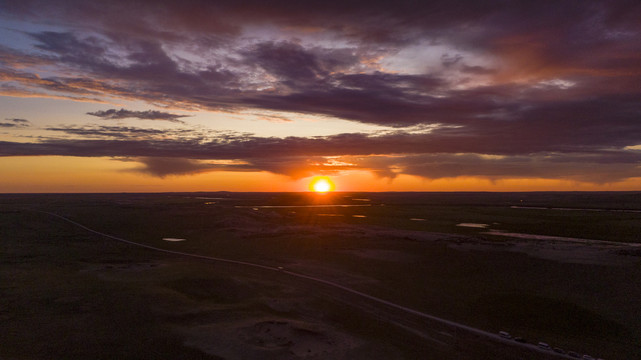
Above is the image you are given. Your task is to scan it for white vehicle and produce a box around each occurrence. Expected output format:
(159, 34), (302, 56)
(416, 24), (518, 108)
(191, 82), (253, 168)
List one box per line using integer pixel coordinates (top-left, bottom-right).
(499, 331), (511, 339)
(537, 342), (551, 350)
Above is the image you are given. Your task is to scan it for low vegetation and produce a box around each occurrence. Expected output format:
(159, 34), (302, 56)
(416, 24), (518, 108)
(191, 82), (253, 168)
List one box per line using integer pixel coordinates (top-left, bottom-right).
(1, 192), (639, 359)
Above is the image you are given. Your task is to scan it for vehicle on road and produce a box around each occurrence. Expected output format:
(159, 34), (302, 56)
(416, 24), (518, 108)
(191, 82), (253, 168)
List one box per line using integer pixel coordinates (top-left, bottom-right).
(538, 342), (551, 350)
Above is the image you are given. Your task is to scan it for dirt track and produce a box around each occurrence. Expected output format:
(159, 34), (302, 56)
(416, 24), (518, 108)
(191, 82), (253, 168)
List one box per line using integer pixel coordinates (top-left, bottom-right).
(42, 210), (571, 360)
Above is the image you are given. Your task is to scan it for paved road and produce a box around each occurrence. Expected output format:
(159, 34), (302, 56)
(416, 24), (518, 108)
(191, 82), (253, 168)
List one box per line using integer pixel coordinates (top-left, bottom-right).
(41, 210), (571, 359)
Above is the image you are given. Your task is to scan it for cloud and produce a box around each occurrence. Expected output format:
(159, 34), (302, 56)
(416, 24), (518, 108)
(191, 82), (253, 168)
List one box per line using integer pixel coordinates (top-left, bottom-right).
(376, 153), (641, 184)
(0, 118), (31, 128)
(43, 125), (246, 143)
(2, 124), (641, 182)
(244, 41), (328, 85)
(128, 157), (217, 177)
(87, 108), (190, 123)
(0, 4), (638, 128)
(1, 1), (641, 184)
(45, 125), (174, 139)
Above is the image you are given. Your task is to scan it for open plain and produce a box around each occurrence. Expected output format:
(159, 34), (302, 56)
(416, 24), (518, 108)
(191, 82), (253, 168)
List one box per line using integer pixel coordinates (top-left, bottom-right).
(1, 192), (640, 359)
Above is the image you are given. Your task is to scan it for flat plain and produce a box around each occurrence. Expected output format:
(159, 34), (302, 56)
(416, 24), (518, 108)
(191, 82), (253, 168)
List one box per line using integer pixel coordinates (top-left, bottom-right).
(1, 192), (640, 359)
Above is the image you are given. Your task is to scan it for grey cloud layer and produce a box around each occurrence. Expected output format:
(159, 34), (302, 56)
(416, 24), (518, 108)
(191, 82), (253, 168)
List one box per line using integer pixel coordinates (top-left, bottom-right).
(0, 118), (31, 128)
(2, 129), (640, 182)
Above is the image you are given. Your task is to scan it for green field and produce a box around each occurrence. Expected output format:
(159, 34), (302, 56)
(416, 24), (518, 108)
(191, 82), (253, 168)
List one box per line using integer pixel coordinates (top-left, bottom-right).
(1, 192), (640, 359)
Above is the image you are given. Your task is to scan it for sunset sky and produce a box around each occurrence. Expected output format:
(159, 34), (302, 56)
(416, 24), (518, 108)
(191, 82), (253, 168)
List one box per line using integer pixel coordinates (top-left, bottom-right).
(1, 0), (640, 192)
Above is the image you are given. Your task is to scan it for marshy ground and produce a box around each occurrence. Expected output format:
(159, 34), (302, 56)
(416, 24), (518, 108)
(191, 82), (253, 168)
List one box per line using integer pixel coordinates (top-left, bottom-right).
(1, 192), (640, 359)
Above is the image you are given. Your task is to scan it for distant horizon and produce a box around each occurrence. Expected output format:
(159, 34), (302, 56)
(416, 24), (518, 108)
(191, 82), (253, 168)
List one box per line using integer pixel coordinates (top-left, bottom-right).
(3, 190), (641, 195)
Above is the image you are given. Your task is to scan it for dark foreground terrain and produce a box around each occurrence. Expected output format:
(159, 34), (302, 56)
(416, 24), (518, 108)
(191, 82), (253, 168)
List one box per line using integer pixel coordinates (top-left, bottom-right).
(1, 192), (640, 359)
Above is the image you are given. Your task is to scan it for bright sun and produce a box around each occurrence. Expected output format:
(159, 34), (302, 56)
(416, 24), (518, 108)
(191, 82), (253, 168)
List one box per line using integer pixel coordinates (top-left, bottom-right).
(309, 176), (335, 193)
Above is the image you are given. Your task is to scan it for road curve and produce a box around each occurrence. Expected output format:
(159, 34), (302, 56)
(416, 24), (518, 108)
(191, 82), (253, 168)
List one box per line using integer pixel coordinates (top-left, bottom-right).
(40, 210), (569, 359)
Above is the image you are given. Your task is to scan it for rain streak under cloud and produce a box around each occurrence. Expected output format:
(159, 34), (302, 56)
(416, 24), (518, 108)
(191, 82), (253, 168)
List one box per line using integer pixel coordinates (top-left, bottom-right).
(1, 0), (641, 188)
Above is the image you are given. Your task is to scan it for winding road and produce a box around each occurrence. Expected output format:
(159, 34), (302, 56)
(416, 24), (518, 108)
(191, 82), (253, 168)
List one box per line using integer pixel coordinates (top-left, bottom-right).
(42, 210), (570, 359)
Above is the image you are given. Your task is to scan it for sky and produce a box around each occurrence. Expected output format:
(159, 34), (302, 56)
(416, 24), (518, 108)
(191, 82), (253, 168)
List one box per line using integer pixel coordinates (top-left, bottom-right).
(1, 0), (640, 192)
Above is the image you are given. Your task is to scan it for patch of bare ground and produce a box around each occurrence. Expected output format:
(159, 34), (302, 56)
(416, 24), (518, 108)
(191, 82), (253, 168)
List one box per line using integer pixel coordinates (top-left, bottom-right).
(82, 260), (163, 272)
(284, 259), (380, 286)
(339, 249), (420, 262)
(449, 237), (641, 266)
(180, 317), (367, 360)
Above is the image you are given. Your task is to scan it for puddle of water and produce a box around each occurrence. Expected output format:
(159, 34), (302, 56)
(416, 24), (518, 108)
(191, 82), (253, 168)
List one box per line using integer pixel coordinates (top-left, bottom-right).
(511, 205), (641, 213)
(457, 223), (489, 228)
(352, 198), (371, 202)
(482, 230), (641, 247)
(163, 238), (186, 242)
(352, 215), (367, 218)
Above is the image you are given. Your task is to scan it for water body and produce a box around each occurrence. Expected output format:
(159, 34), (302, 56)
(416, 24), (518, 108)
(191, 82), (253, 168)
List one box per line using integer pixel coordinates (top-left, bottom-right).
(163, 238), (186, 242)
(482, 230), (641, 247)
(511, 205), (641, 213)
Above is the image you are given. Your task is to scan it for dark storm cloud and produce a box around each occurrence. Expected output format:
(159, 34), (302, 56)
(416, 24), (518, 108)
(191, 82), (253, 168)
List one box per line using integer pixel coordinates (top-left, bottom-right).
(0, 118), (31, 128)
(1, 0), (641, 182)
(87, 108), (190, 123)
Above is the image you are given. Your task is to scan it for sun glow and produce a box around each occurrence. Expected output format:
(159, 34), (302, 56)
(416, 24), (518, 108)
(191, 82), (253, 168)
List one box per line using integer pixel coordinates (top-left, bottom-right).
(309, 176), (335, 193)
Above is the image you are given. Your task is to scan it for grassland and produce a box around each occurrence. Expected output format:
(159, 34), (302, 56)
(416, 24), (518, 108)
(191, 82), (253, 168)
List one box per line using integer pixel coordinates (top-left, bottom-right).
(1, 192), (640, 359)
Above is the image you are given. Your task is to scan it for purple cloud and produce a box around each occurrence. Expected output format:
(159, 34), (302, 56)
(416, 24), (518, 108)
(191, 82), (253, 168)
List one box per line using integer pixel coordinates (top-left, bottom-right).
(0, 0), (640, 183)
(1, 124), (640, 182)
(87, 109), (190, 123)
(0, 118), (31, 128)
